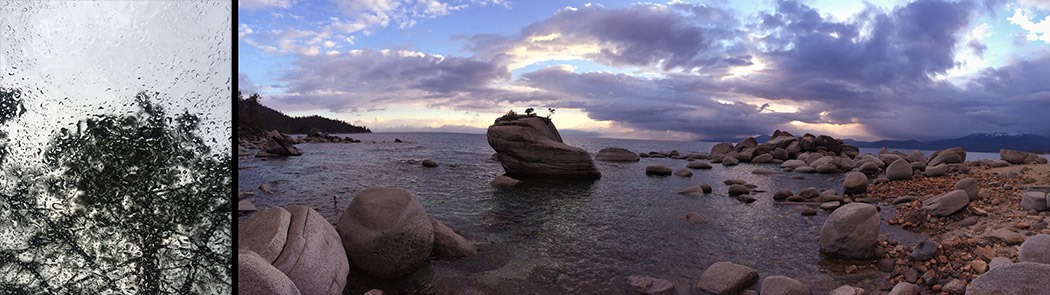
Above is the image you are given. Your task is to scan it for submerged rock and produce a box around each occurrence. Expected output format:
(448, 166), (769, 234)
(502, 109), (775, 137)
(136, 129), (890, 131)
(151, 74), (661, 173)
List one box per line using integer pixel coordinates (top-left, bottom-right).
(674, 168), (693, 177)
(695, 261), (759, 295)
(595, 147), (640, 162)
(422, 159), (438, 167)
(490, 175), (521, 187)
(687, 161), (713, 169)
(680, 212), (708, 225)
(760, 275), (810, 295)
(646, 165), (672, 176)
(627, 275), (674, 295)
(336, 187), (433, 278)
(431, 217), (477, 258)
(486, 115), (600, 179)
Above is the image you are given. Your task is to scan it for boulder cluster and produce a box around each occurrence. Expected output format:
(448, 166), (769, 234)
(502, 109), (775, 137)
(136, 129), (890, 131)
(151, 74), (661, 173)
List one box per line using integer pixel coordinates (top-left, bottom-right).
(238, 187), (476, 294)
(999, 149), (1048, 165)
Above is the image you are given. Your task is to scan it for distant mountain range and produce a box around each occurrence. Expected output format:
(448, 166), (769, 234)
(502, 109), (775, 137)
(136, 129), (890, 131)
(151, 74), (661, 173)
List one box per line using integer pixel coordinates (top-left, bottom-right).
(238, 92), (370, 138)
(706, 133), (1050, 153)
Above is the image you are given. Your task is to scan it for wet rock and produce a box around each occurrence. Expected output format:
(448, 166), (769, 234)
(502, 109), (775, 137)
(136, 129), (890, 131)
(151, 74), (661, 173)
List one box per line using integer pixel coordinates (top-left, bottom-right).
(909, 240), (939, 261)
(645, 165), (672, 176)
(886, 159), (912, 181)
(790, 175), (805, 179)
(259, 182), (276, 194)
(801, 208), (817, 216)
(627, 275), (674, 295)
(760, 275), (811, 295)
(829, 285), (864, 295)
(681, 212), (708, 225)
(490, 175), (521, 187)
(942, 279), (966, 295)
(487, 116), (600, 179)
(887, 282), (920, 295)
(816, 164), (838, 174)
(1018, 234), (1050, 264)
(968, 262), (1050, 294)
(736, 195), (757, 203)
(842, 172), (867, 195)
(722, 156), (740, 166)
(238, 200), (257, 212)
(273, 206), (349, 295)
(729, 184), (749, 196)
(921, 190), (969, 216)
(336, 188), (433, 278)
(239, 250), (301, 295)
(773, 189), (793, 200)
(876, 258), (894, 272)
(820, 203), (880, 259)
(422, 159), (439, 167)
(238, 191), (255, 200)
(701, 184), (713, 194)
(595, 147), (640, 162)
(431, 217), (477, 258)
(799, 187), (820, 199)
(678, 186), (705, 195)
(725, 179), (747, 185)
(363, 289), (384, 295)
(674, 168), (693, 177)
(695, 261), (759, 295)
(687, 161), (713, 169)
(794, 166), (816, 173)
(238, 207), (291, 263)
(955, 178), (979, 201)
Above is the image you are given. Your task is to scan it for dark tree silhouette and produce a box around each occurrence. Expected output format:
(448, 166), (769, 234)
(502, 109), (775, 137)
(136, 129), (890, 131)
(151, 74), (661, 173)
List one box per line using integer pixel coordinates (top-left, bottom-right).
(0, 90), (231, 293)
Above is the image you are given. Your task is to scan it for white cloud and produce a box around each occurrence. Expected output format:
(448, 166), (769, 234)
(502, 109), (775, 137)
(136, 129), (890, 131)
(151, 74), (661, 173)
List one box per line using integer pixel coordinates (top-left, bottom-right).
(238, 24), (253, 38)
(1019, 0), (1050, 10)
(324, 40), (336, 48)
(238, 0), (292, 11)
(1008, 8), (1050, 42)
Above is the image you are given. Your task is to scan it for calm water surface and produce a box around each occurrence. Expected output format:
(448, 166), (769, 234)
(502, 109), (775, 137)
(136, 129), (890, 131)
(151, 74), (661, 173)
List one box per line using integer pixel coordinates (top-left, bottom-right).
(239, 132), (929, 294)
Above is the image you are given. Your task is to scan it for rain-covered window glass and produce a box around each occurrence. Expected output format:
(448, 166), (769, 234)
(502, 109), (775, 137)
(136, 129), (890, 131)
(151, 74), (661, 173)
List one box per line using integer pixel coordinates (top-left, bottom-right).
(0, 2), (231, 294)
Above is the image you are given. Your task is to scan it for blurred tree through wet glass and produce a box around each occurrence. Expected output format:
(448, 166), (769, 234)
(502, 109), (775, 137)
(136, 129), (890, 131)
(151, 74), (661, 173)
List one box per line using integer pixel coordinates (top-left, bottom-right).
(0, 1), (231, 294)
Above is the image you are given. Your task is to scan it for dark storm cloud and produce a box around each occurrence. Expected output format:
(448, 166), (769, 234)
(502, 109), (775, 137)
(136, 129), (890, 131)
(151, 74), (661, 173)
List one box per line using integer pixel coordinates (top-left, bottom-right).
(275, 0), (1049, 140)
(468, 3), (747, 73)
(275, 48), (515, 112)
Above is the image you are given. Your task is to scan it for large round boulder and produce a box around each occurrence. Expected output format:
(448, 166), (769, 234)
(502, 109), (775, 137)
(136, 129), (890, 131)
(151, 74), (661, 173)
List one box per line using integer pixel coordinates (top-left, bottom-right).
(819, 203), (880, 259)
(967, 262), (1050, 294)
(239, 250), (302, 295)
(886, 159), (912, 181)
(645, 165), (672, 176)
(595, 147), (640, 162)
(925, 164), (947, 177)
(238, 207), (292, 263)
(906, 150), (926, 163)
(337, 187), (434, 278)
(842, 172), (867, 195)
(711, 142), (734, 155)
(272, 206), (349, 295)
(486, 116), (600, 179)
(1018, 234), (1050, 264)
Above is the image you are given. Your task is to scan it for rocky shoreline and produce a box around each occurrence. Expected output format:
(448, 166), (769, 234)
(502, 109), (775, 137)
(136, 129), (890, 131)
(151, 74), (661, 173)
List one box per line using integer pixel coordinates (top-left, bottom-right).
(237, 120), (1050, 294)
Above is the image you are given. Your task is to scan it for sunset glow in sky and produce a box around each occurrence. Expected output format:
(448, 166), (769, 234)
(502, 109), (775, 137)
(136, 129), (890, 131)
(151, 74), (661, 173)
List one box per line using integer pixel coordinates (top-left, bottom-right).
(238, 0), (1050, 141)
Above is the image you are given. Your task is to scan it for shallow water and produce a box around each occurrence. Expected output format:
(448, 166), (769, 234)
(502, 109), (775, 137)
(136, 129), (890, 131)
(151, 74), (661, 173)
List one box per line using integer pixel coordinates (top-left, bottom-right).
(238, 132), (926, 294)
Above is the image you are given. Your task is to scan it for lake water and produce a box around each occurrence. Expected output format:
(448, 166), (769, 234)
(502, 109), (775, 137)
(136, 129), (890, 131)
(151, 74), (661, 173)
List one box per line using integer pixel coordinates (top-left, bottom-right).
(238, 132), (932, 294)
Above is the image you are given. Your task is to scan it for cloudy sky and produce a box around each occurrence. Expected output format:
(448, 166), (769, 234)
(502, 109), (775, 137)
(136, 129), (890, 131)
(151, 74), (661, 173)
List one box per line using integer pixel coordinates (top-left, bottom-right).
(238, 0), (1050, 141)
